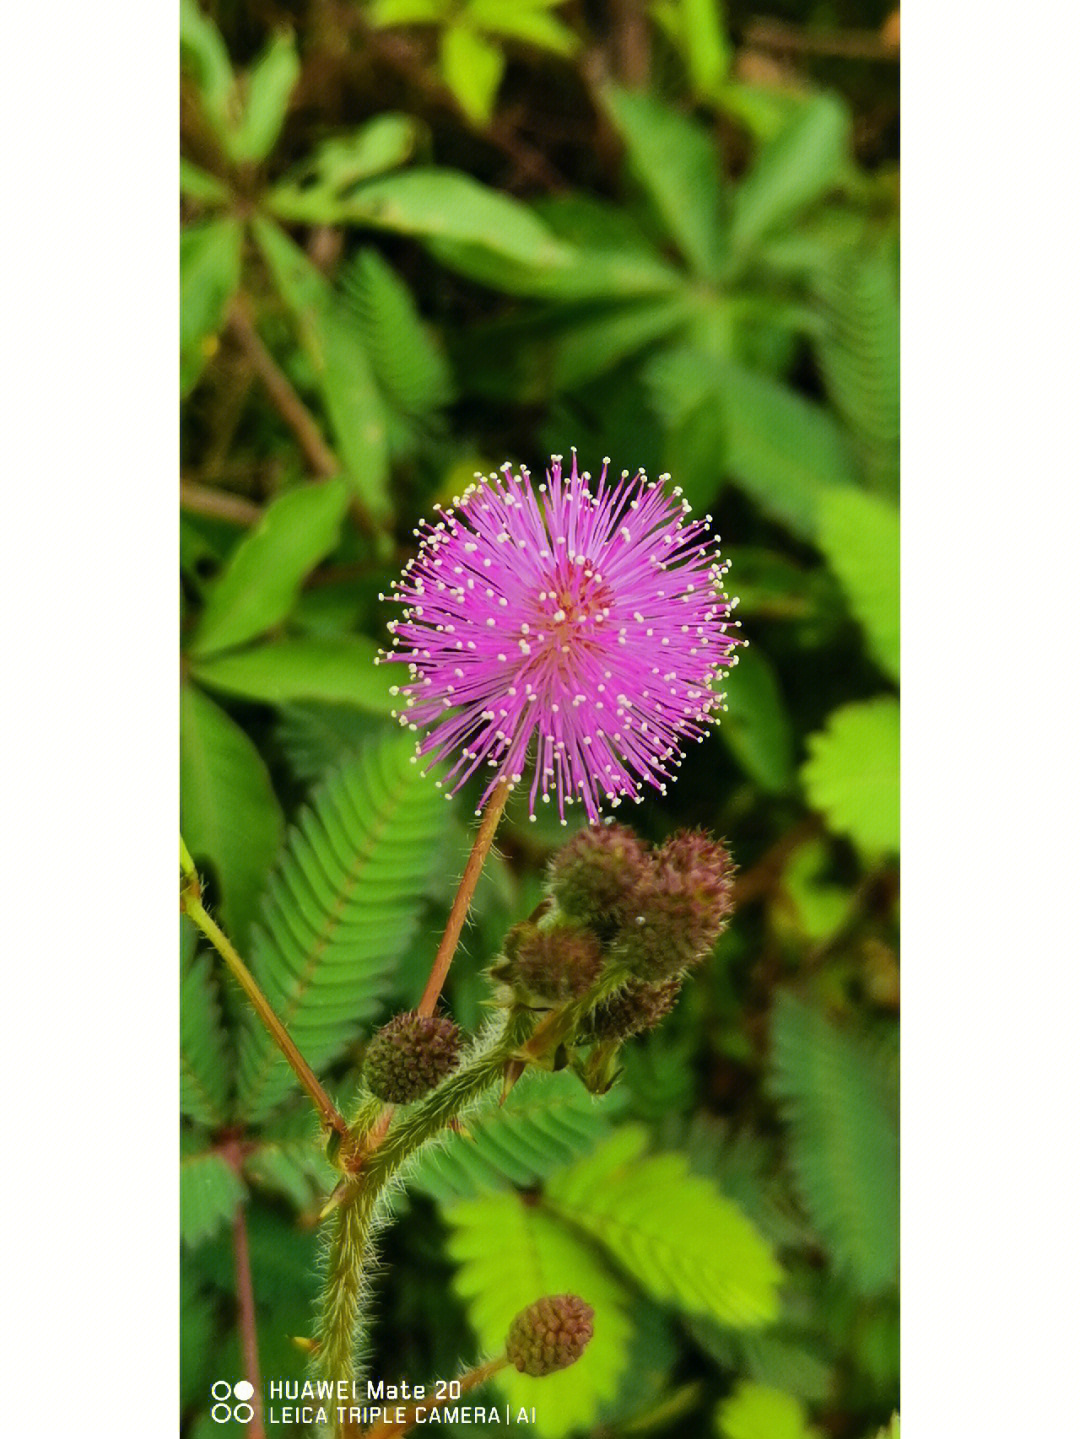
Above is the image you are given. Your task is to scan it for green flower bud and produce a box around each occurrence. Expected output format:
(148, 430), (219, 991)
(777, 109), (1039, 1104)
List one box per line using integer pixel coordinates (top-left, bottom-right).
(614, 830), (735, 981)
(506, 1295), (594, 1377)
(363, 1012), (461, 1104)
(548, 823), (648, 932)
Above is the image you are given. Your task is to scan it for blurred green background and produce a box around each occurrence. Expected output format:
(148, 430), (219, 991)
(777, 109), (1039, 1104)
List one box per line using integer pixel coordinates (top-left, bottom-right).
(180, 2), (899, 1436)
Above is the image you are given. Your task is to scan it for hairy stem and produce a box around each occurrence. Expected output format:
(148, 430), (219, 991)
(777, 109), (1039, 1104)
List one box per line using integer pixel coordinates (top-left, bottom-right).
(417, 781), (511, 1017)
(317, 1011), (534, 1390)
(233, 1203), (267, 1439)
(180, 839), (348, 1136)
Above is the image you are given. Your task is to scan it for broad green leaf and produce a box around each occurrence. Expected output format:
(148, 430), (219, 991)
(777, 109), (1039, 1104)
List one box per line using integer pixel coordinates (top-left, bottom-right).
(180, 217), (242, 396)
(252, 219), (391, 522)
(409, 1069), (625, 1204)
(717, 1381), (824, 1439)
(189, 477), (349, 658)
(181, 932), (232, 1128)
(440, 25), (505, 126)
(603, 86), (725, 280)
(228, 29), (300, 164)
(447, 1190), (636, 1438)
(179, 0), (234, 139)
(546, 1125), (782, 1327)
(717, 645), (795, 793)
(769, 993), (899, 1294)
(777, 839), (851, 944)
(181, 1145), (245, 1248)
(672, 0), (731, 96)
(471, 0), (580, 56)
(731, 94), (850, 259)
(875, 1418), (900, 1439)
(180, 157), (229, 203)
(801, 697), (899, 854)
(191, 636), (395, 713)
(265, 115), (421, 223)
(342, 248), (453, 418)
(817, 488), (899, 682)
(180, 684), (284, 947)
(236, 731), (450, 1123)
(180, 1269), (218, 1408)
(718, 362), (859, 538)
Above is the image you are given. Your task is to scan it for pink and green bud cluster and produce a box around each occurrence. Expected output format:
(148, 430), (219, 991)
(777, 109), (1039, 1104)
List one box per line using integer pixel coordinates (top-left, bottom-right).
(582, 976), (683, 1041)
(496, 918), (604, 1003)
(612, 830), (736, 980)
(378, 454), (740, 821)
(505, 1295), (594, 1377)
(363, 1012), (462, 1104)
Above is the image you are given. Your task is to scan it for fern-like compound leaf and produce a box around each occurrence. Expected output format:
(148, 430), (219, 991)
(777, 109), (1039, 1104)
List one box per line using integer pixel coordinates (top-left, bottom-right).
(545, 1125), (782, 1328)
(446, 1190), (637, 1439)
(180, 1143), (245, 1249)
(236, 730), (450, 1124)
(180, 928), (232, 1129)
(768, 992), (899, 1295)
(408, 1069), (625, 1204)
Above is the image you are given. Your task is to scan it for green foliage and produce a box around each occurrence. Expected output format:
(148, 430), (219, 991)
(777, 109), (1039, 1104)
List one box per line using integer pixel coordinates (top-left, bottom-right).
(447, 1190), (639, 1438)
(717, 1381), (825, 1439)
(801, 697), (900, 854)
(180, 218), (242, 395)
(180, 1144), (245, 1249)
(546, 1125), (783, 1327)
(717, 644), (795, 793)
(180, 683), (284, 946)
(817, 488), (900, 682)
(191, 636), (395, 712)
(769, 994), (899, 1295)
(189, 479), (350, 658)
(408, 1068), (626, 1203)
(237, 730), (451, 1122)
(180, 934), (231, 1128)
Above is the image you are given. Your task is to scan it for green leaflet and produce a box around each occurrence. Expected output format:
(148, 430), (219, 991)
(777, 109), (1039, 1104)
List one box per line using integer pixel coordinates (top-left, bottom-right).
(180, 684), (284, 948)
(188, 478), (350, 658)
(276, 705), (392, 785)
(545, 1125), (783, 1327)
(180, 1145), (245, 1249)
(652, 0), (731, 98)
(446, 1191), (637, 1439)
(801, 697), (900, 855)
(252, 219), (392, 525)
(408, 1068), (626, 1204)
(236, 731), (450, 1123)
(768, 993), (899, 1295)
(180, 931), (232, 1129)
(341, 248), (454, 421)
(191, 635), (396, 713)
(717, 644), (796, 794)
(242, 1106), (337, 1210)
(265, 115), (421, 223)
(440, 25), (504, 126)
(717, 362), (859, 539)
(813, 242), (900, 498)
(228, 30), (300, 165)
(179, 0), (234, 141)
(602, 85), (726, 281)
(730, 93), (851, 260)
(716, 1381), (824, 1439)
(180, 1268), (219, 1409)
(180, 216), (242, 396)
(816, 487), (900, 683)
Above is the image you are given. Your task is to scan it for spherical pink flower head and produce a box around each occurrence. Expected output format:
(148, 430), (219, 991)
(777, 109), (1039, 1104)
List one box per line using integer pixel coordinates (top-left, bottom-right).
(379, 453), (740, 821)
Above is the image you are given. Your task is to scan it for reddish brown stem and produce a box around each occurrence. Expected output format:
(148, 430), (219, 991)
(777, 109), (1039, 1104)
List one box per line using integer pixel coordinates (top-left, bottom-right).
(417, 782), (511, 1017)
(233, 1204), (267, 1439)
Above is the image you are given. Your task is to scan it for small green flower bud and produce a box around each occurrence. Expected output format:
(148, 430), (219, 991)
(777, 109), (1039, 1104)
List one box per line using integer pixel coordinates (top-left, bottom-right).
(506, 1295), (594, 1377)
(582, 977), (682, 1041)
(614, 830), (735, 980)
(548, 822), (648, 931)
(514, 920), (604, 1003)
(363, 1012), (461, 1104)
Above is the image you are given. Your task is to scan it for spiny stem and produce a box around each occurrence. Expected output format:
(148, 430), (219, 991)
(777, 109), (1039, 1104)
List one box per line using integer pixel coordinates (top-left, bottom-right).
(233, 1204), (267, 1439)
(417, 781), (511, 1018)
(180, 840), (348, 1136)
(358, 1357), (508, 1439)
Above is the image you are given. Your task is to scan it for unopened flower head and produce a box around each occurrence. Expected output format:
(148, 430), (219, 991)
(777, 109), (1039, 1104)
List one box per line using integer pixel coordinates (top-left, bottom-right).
(379, 454), (740, 820)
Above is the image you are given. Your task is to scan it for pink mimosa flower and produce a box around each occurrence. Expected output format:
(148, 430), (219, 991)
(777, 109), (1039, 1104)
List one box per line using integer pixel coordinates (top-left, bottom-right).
(378, 454), (740, 820)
